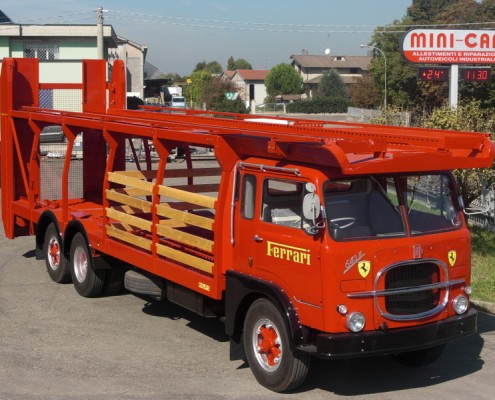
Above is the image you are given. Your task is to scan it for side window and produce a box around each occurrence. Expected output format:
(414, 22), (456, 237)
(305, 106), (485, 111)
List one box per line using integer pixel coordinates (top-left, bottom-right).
(241, 174), (256, 220)
(262, 178), (304, 228)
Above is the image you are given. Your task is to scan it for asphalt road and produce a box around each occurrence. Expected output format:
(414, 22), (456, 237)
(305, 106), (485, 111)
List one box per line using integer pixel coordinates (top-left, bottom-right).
(1, 220), (494, 399)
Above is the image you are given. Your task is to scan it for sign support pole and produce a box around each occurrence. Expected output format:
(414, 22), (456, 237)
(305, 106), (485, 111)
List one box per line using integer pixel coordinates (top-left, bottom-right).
(449, 64), (459, 108)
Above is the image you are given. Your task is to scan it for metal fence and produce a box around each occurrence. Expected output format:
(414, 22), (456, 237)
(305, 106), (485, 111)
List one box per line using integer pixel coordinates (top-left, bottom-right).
(39, 87), (84, 200)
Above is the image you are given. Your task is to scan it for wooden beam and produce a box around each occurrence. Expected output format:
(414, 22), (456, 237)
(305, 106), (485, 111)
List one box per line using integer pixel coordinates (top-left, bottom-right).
(107, 172), (153, 193)
(106, 189), (152, 213)
(158, 185), (216, 209)
(156, 204), (214, 230)
(156, 224), (213, 253)
(106, 225), (152, 251)
(156, 243), (213, 274)
(106, 208), (152, 232)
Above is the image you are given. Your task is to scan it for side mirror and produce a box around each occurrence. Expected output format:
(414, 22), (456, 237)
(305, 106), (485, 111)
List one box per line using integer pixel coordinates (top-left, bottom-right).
(302, 192), (325, 235)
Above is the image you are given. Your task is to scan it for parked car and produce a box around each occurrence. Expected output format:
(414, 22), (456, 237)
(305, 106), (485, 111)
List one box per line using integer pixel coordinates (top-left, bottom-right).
(40, 125), (65, 143)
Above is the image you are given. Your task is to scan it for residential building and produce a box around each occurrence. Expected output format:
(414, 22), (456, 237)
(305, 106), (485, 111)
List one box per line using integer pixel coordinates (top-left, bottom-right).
(0, 10), (148, 99)
(229, 69), (269, 108)
(290, 54), (371, 98)
(112, 36), (148, 98)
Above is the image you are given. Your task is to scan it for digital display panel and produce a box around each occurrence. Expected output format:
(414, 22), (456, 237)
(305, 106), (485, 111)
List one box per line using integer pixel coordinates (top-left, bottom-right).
(418, 67), (450, 81)
(460, 68), (491, 82)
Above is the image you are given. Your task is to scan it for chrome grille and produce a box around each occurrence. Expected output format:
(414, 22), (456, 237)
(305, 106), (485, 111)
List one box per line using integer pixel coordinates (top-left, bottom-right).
(385, 263), (440, 315)
(347, 258), (456, 321)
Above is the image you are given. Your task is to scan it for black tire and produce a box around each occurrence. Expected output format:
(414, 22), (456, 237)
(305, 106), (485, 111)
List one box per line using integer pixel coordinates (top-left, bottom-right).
(43, 223), (71, 283)
(393, 344), (445, 367)
(243, 298), (310, 392)
(69, 233), (105, 297)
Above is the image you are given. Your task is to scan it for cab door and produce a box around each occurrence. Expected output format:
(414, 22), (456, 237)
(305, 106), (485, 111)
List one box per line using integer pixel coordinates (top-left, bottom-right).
(234, 171), (323, 308)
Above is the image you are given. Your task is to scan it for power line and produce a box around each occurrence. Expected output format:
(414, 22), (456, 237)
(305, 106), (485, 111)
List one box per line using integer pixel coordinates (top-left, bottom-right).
(0, 10), (94, 25)
(108, 15), (377, 34)
(2, 8), (495, 35)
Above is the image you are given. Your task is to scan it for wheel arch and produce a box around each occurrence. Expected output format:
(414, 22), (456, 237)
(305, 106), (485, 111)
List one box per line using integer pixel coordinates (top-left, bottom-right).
(225, 271), (305, 354)
(35, 211), (62, 259)
(63, 220), (90, 259)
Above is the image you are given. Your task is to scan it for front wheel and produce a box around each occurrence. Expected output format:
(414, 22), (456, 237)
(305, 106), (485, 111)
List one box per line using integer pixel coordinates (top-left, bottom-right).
(243, 298), (310, 392)
(69, 233), (105, 297)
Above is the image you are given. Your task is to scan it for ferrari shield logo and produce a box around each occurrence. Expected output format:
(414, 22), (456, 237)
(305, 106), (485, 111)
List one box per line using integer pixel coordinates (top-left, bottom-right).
(448, 250), (457, 267)
(358, 261), (371, 278)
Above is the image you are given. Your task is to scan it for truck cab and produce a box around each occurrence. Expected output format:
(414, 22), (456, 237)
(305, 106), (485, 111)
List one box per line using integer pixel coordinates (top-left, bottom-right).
(227, 157), (475, 390)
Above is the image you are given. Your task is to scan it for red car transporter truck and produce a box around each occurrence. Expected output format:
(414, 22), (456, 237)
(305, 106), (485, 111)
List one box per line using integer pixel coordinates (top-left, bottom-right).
(1, 58), (494, 392)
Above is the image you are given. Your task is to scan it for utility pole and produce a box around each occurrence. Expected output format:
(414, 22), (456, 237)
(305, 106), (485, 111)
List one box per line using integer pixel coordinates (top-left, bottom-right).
(96, 7), (104, 59)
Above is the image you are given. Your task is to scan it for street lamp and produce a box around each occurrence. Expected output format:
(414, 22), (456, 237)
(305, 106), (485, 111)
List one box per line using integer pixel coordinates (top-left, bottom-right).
(360, 44), (387, 108)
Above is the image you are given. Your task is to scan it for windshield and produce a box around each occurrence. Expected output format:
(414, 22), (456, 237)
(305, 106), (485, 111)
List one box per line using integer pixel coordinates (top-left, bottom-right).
(324, 173), (461, 241)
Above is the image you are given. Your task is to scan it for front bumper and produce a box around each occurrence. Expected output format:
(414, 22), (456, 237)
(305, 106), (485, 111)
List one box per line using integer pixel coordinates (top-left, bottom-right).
(301, 308), (477, 359)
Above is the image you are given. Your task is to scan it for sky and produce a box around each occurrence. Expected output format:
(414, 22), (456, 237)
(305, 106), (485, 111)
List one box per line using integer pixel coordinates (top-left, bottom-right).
(1, 0), (412, 75)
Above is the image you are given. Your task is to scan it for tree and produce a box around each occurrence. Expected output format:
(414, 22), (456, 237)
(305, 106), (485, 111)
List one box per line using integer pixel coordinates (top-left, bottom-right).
(227, 56), (252, 70)
(265, 63), (303, 98)
(189, 70), (212, 104)
(194, 60), (223, 74)
(407, 0), (459, 23)
(318, 69), (347, 98)
(348, 76), (381, 108)
(202, 77), (248, 113)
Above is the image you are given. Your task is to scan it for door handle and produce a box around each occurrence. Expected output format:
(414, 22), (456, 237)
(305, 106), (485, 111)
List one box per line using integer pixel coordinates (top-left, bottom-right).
(253, 235), (263, 242)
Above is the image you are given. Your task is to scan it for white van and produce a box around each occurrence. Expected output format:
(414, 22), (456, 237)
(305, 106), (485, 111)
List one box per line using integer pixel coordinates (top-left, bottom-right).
(170, 96), (186, 108)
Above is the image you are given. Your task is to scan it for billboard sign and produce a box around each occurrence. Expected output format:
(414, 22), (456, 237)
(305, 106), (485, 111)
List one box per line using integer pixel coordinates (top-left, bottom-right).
(402, 29), (495, 64)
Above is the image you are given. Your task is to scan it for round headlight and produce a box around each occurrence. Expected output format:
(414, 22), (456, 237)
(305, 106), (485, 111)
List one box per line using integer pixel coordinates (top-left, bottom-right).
(453, 295), (469, 315)
(346, 312), (366, 332)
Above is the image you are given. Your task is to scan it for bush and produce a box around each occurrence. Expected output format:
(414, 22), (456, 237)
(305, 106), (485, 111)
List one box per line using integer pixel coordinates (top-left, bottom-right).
(210, 98), (249, 114)
(286, 96), (349, 114)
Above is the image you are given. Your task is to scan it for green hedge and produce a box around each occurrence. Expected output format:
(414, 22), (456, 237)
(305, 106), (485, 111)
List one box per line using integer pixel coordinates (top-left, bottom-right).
(286, 96), (349, 114)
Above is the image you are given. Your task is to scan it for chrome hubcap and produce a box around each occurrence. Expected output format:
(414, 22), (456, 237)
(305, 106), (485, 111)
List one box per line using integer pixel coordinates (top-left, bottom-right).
(252, 318), (282, 372)
(73, 246), (88, 283)
(47, 237), (60, 271)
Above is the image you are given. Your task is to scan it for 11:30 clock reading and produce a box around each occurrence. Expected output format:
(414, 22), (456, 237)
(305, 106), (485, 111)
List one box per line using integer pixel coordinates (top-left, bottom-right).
(460, 68), (491, 82)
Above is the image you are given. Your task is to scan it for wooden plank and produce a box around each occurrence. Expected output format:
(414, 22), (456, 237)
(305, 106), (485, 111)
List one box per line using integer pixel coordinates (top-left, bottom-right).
(156, 243), (213, 274)
(108, 172), (154, 193)
(156, 204), (214, 230)
(156, 224), (213, 253)
(159, 220), (188, 228)
(106, 208), (152, 232)
(158, 185), (216, 209)
(111, 187), (151, 197)
(156, 202), (210, 211)
(106, 189), (152, 213)
(106, 225), (152, 251)
(112, 204), (141, 215)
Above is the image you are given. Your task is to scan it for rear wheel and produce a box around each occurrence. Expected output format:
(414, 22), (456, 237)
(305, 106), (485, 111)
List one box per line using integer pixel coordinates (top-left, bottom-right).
(393, 344), (445, 367)
(243, 298), (310, 392)
(69, 233), (105, 297)
(43, 223), (71, 283)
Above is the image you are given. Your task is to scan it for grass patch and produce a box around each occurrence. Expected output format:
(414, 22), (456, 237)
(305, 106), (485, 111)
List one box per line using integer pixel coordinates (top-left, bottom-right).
(470, 225), (495, 303)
